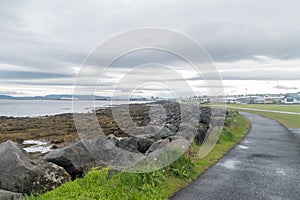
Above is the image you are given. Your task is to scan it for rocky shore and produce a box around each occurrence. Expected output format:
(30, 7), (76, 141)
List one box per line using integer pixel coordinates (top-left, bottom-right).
(0, 101), (228, 199)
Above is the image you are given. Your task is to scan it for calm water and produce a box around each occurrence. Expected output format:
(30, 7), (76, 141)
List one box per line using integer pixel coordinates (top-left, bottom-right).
(0, 99), (150, 117)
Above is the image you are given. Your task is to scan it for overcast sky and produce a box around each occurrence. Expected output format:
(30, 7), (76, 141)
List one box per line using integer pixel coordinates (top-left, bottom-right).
(1, 0), (300, 97)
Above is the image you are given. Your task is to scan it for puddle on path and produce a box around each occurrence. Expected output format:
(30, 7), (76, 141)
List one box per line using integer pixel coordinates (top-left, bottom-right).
(238, 145), (249, 149)
(218, 159), (240, 170)
(289, 128), (300, 134)
(276, 168), (286, 176)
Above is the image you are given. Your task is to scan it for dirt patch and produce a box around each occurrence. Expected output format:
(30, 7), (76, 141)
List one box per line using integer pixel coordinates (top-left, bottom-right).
(0, 103), (156, 145)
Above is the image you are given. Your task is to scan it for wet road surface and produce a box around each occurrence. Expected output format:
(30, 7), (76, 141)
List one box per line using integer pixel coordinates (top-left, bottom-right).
(170, 112), (300, 200)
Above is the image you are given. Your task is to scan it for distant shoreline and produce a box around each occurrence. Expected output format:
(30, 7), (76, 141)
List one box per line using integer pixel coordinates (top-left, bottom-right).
(0, 99), (154, 118)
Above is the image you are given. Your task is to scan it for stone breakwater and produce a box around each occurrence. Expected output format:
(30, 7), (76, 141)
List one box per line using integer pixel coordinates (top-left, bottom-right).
(0, 101), (228, 198)
(0, 101), (217, 148)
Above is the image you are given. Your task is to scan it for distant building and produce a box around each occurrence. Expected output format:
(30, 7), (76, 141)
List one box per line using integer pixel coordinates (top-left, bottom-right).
(237, 96), (265, 104)
(283, 94), (300, 104)
(264, 98), (274, 104)
(219, 97), (237, 104)
(185, 96), (210, 104)
(264, 96), (283, 104)
(198, 97), (210, 104)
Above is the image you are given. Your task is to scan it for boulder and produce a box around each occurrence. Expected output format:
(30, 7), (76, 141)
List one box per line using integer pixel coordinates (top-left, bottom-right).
(125, 127), (145, 136)
(86, 136), (145, 171)
(117, 136), (153, 153)
(0, 189), (23, 200)
(165, 123), (177, 133)
(117, 137), (140, 153)
(156, 127), (176, 139)
(168, 135), (191, 146)
(200, 113), (211, 125)
(44, 140), (105, 179)
(145, 139), (170, 154)
(211, 117), (225, 126)
(107, 134), (119, 145)
(0, 140), (70, 194)
(195, 123), (209, 144)
(200, 107), (212, 114)
(178, 128), (197, 141)
(211, 108), (226, 117)
(146, 136), (191, 154)
(178, 122), (194, 132)
(144, 125), (162, 138)
(144, 125), (176, 139)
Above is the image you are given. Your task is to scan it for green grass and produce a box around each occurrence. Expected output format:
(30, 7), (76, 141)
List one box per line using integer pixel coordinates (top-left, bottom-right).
(212, 104), (300, 128)
(27, 112), (250, 200)
(219, 104), (300, 113)
(235, 110), (300, 128)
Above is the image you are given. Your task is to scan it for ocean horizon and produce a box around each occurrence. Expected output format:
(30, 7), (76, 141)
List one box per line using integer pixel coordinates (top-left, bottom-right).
(0, 99), (150, 117)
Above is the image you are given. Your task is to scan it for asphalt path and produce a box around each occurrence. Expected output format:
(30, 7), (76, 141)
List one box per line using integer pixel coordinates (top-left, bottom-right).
(170, 112), (300, 200)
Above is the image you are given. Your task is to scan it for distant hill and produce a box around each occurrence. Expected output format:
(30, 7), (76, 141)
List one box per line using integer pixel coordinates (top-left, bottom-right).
(0, 94), (152, 101)
(0, 95), (14, 99)
(45, 94), (74, 99)
(45, 94), (111, 100)
(0, 94), (112, 100)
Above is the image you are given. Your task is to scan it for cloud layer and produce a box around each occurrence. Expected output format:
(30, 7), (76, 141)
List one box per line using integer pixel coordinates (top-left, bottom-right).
(1, 0), (300, 96)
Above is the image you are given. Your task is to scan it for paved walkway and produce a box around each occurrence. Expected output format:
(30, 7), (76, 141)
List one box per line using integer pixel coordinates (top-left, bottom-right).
(170, 112), (300, 200)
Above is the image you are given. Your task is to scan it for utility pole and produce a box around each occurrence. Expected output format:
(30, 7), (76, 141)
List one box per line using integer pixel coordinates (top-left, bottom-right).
(245, 86), (248, 104)
(277, 80), (279, 95)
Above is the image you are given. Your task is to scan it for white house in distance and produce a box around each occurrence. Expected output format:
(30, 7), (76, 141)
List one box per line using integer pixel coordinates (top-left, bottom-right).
(219, 97), (238, 104)
(283, 94), (300, 104)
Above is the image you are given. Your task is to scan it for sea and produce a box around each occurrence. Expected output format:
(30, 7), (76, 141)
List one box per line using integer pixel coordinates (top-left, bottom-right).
(0, 99), (150, 117)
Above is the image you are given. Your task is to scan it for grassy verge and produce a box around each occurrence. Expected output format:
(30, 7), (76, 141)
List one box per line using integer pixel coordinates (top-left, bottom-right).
(215, 104), (300, 113)
(27, 112), (250, 200)
(212, 104), (300, 128)
(234, 110), (300, 128)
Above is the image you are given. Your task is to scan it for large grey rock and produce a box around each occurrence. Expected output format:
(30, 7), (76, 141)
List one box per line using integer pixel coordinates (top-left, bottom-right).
(157, 127), (176, 139)
(211, 108), (226, 117)
(211, 117), (225, 126)
(178, 122), (194, 132)
(44, 140), (105, 179)
(144, 125), (176, 139)
(146, 139), (170, 154)
(116, 137), (139, 153)
(195, 123), (209, 144)
(165, 123), (178, 133)
(0, 140), (70, 194)
(178, 128), (197, 141)
(144, 125), (162, 138)
(87, 136), (145, 171)
(117, 136), (153, 153)
(0, 189), (23, 200)
(107, 134), (119, 145)
(200, 113), (211, 125)
(146, 136), (191, 154)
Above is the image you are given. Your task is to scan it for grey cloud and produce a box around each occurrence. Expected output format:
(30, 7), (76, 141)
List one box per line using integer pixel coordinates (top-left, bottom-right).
(1, 0), (300, 95)
(220, 70), (300, 80)
(0, 70), (74, 79)
(0, 2), (84, 76)
(187, 68), (300, 81)
(184, 1), (300, 61)
(273, 85), (298, 90)
(1, 80), (115, 87)
(0, 90), (24, 95)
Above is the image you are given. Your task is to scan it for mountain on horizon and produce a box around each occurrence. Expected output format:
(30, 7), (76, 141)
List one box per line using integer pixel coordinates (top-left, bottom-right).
(0, 95), (14, 99)
(0, 94), (112, 100)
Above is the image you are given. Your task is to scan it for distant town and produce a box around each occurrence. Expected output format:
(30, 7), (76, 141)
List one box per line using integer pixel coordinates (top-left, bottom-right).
(187, 93), (300, 105)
